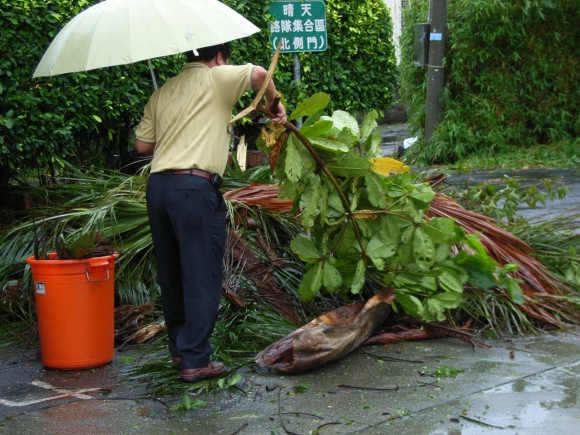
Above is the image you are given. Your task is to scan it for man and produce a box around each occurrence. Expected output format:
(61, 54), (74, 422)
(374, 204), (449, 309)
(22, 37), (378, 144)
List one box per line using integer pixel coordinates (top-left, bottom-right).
(135, 43), (286, 383)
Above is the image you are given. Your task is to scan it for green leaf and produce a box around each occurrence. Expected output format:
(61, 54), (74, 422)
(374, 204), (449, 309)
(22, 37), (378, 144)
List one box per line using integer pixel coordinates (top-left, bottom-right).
(289, 92), (331, 121)
(408, 184), (435, 203)
(434, 243), (451, 262)
(326, 154), (371, 177)
(327, 190), (345, 217)
(300, 119), (335, 138)
(299, 263), (323, 300)
(284, 135), (303, 183)
(333, 225), (358, 256)
(299, 175), (323, 229)
(394, 272), (423, 286)
(397, 240), (415, 265)
(290, 235), (321, 262)
(318, 182), (330, 224)
(361, 132), (382, 156)
(364, 172), (387, 208)
(309, 138), (349, 153)
(504, 280), (525, 305)
(360, 110), (378, 143)
(400, 226), (415, 244)
(322, 262), (343, 292)
(420, 275), (439, 291)
(336, 127), (359, 148)
(92, 115), (102, 123)
(366, 234), (396, 270)
(423, 298), (445, 321)
(437, 267), (465, 293)
(380, 215), (403, 243)
(393, 292), (424, 318)
(351, 259), (366, 294)
(431, 291), (463, 308)
(465, 234), (488, 257)
(331, 110), (359, 136)
(413, 227), (435, 269)
(465, 265), (496, 290)
(420, 218), (457, 244)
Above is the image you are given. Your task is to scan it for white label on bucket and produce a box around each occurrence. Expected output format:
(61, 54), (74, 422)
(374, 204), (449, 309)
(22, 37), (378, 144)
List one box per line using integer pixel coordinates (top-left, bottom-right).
(35, 282), (46, 294)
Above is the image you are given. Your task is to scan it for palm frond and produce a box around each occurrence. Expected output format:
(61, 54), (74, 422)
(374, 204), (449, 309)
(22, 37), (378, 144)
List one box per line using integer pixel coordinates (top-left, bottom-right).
(427, 192), (580, 329)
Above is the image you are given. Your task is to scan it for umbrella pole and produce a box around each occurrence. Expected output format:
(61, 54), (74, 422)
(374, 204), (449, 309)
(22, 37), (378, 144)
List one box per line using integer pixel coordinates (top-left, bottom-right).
(147, 59), (158, 90)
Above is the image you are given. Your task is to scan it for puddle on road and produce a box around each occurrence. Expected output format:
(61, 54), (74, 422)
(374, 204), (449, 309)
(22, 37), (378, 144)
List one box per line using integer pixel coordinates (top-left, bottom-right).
(474, 360), (580, 431)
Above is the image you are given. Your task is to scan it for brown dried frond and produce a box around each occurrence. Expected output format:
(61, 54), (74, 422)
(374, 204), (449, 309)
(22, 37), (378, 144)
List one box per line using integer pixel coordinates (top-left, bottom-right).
(223, 185), (293, 213)
(225, 231), (302, 326)
(114, 302), (157, 338)
(256, 228), (282, 268)
(222, 282), (246, 308)
(427, 192), (577, 327)
(428, 192), (562, 295)
(269, 131), (288, 171)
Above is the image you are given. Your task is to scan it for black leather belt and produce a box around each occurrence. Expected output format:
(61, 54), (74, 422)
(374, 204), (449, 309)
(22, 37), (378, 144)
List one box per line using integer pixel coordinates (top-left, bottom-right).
(159, 169), (211, 180)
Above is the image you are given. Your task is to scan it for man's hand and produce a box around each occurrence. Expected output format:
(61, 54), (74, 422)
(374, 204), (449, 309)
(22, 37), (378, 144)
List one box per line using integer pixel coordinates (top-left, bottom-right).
(266, 100), (287, 125)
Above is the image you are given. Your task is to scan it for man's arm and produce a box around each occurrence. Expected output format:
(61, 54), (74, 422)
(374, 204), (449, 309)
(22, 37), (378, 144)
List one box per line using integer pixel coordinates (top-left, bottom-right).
(251, 66), (287, 125)
(136, 139), (156, 155)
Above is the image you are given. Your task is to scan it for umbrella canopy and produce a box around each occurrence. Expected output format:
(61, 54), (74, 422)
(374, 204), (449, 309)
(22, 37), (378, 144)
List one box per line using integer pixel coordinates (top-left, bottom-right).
(33, 0), (260, 78)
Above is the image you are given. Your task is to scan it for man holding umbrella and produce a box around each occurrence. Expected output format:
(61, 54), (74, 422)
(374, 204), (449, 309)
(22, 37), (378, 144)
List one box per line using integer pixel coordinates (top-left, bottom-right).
(135, 43), (286, 383)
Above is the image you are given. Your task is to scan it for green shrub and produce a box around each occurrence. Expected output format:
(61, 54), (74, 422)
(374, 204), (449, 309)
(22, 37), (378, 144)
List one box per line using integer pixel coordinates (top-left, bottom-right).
(400, 0), (580, 164)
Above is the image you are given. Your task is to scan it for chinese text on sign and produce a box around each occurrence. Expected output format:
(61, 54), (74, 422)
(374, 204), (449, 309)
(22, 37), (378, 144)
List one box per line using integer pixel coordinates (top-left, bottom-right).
(269, 1), (328, 53)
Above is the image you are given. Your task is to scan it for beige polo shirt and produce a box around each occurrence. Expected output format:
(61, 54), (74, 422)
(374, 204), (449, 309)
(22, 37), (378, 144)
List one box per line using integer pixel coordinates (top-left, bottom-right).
(136, 62), (253, 174)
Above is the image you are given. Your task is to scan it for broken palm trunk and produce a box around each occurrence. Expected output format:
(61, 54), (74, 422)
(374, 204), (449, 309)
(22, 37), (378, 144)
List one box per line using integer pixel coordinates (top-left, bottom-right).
(255, 288), (395, 374)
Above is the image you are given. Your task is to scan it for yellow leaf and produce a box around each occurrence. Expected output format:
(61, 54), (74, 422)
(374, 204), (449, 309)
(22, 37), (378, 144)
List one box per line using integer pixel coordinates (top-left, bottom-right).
(370, 157), (410, 176)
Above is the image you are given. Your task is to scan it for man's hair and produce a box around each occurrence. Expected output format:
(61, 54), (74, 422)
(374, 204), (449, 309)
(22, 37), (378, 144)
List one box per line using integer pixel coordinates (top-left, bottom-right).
(185, 43), (231, 63)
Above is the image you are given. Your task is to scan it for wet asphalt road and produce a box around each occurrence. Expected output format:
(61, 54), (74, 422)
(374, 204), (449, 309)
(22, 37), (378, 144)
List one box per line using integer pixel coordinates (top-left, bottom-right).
(445, 167), (580, 225)
(1, 330), (580, 434)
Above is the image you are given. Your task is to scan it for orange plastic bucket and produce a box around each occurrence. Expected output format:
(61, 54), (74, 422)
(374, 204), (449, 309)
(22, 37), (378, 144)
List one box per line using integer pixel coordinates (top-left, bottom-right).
(26, 252), (119, 370)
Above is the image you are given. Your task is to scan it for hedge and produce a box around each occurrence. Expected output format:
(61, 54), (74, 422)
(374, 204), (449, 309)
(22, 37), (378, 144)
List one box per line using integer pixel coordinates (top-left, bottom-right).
(399, 0), (580, 164)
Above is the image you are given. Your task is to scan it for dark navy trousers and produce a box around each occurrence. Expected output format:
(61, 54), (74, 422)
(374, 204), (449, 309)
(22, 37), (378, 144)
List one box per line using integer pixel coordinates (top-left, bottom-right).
(146, 172), (227, 370)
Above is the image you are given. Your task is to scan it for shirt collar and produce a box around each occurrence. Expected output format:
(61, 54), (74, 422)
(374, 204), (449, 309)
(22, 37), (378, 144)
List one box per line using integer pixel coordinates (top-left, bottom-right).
(181, 62), (209, 72)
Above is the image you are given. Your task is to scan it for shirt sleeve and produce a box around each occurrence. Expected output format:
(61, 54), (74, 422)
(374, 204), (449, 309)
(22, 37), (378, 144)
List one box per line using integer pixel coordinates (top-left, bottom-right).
(210, 63), (253, 107)
(135, 91), (159, 143)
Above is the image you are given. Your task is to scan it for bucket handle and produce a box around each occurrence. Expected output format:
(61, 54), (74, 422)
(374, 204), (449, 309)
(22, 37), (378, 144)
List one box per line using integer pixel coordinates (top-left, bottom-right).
(86, 258), (111, 282)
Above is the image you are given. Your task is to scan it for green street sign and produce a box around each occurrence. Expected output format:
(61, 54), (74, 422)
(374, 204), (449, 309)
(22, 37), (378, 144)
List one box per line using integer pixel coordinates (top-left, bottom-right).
(269, 1), (328, 53)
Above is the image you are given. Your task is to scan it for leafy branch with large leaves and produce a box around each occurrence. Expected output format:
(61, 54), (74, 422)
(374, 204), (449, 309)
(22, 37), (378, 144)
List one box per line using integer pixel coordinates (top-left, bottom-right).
(263, 93), (522, 322)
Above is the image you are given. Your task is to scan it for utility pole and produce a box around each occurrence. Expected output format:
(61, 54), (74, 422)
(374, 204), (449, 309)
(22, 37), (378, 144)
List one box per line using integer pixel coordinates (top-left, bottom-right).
(424, 0), (447, 144)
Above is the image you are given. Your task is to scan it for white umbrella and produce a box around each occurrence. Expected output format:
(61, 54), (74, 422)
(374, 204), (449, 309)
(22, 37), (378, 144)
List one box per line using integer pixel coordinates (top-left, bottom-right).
(33, 0), (260, 87)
